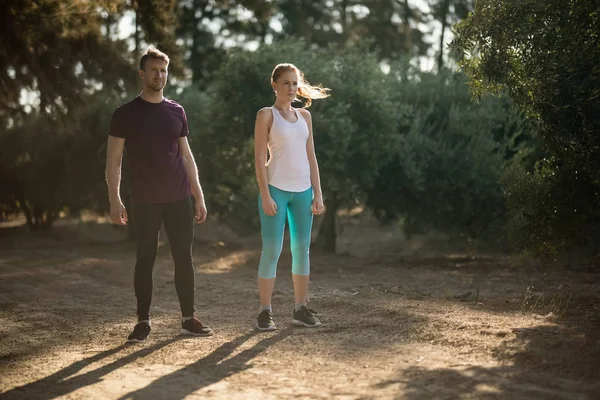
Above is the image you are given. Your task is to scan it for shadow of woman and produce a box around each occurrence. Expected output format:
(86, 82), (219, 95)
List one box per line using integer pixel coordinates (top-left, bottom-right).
(118, 328), (293, 399)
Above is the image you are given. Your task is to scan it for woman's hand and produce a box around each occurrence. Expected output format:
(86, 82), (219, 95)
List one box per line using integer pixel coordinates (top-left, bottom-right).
(312, 194), (325, 215)
(262, 196), (278, 216)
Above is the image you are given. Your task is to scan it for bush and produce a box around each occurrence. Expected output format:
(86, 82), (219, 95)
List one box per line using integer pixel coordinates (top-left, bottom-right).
(502, 156), (600, 260)
(368, 69), (533, 240)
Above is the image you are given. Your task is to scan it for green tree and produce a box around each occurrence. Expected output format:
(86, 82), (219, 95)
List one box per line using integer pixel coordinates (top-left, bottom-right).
(132, 0), (182, 71)
(355, 0), (429, 58)
(367, 68), (531, 240)
(451, 0), (600, 257)
(0, 0), (135, 123)
(1, 94), (121, 230)
(176, 0), (275, 83)
(429, 0), (473, 70)
(276, 0), (429, 59)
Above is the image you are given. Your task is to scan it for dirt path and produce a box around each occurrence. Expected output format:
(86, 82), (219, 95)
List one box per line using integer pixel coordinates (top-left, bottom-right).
(0, 222), (599, 399)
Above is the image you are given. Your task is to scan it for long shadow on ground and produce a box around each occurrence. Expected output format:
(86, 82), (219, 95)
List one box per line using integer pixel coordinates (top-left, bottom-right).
(117, 329), (291, 399)
(1, 338), (182, 400)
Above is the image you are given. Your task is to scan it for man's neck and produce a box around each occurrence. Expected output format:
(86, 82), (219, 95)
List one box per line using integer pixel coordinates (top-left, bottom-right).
(140, 90), (164, 104)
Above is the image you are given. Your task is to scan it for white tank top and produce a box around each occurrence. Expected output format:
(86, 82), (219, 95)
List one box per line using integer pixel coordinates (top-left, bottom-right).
(266, 107), (312, 192)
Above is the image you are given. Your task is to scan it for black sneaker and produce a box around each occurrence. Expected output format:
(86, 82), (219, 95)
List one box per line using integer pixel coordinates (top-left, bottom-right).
(127, 321), (151, 343)
(256, 309), (277, 331)
(292, 306), (322, 327)
(181, 317), (214, 337)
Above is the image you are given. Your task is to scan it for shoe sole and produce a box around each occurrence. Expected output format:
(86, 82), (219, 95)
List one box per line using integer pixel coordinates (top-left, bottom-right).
(126, 336), (149, 343)
(256, 324), (277, 331)
(292, 319), (322, 328)
(181, 329), (214, 337)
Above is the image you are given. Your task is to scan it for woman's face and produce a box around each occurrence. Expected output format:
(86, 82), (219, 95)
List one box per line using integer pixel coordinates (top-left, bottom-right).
(272, 69), (299, 102)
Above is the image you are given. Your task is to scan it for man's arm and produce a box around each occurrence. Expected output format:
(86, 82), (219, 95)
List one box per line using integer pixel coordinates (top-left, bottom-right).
(105, 135), (128, 225)
(179, 136), (207, 223)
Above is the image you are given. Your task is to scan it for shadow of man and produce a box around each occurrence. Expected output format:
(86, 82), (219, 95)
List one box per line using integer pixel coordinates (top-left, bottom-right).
(118, 328), (292, 399)
(2, 337), (182, 400)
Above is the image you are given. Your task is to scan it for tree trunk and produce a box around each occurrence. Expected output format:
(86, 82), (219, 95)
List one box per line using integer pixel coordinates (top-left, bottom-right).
(315, 192), (339, 253)
(104, 9), (115, 38)
(18, 198), (34, 231)
(403, 0), (413, 54)
(33, 205), (44, 231)
(133, 1), (140, 58)
(190, 0), (202, 83)
(341, 0), (348, 44)
(42, 208), (61, 231)
(437, 0), (451, 71)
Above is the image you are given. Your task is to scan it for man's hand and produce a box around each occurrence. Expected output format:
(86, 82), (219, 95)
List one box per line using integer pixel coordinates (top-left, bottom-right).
(110, 200), (128, 225)
(194, 199), (207, 223)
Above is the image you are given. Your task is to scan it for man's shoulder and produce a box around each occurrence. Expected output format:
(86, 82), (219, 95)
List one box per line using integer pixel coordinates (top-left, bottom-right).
(163, 98), (185, 112)
(113, 97), (139, 116)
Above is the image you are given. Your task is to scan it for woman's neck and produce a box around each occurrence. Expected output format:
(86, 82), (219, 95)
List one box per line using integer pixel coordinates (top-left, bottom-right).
(273, 99), (292, 110)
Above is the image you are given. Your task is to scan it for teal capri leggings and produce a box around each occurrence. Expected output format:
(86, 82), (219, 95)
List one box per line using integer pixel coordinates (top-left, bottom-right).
(258, 184), (314, 279)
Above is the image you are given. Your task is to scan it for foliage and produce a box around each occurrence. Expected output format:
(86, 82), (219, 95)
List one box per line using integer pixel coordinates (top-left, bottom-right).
(502, 156), (600, 260)
(366, 68), (534, 239)
(176, 0), (275, 83)
(0, 0), (135, 123)
(276, 0), (429, 59)
(1, 94), (121, 230)
(429, 0), (474, 69)
(451, 0), (600, 256)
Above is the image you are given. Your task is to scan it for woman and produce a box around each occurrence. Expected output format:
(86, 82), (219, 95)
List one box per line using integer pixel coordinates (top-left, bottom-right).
(254, 63), (330, 331)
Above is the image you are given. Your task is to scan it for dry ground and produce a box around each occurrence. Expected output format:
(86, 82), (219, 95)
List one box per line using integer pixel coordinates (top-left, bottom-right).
(0, 216), (599, 399)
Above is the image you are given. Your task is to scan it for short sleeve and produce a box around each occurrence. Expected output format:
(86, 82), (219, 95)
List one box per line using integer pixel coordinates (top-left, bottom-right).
(180, 107), (189, 137)
(109, 108), (127, 138)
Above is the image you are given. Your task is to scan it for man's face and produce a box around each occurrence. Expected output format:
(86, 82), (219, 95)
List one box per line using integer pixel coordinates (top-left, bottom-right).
(140, 58), (168, 92)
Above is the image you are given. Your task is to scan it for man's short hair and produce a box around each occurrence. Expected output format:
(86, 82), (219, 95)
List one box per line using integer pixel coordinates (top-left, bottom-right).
(139, 47), (170, 71)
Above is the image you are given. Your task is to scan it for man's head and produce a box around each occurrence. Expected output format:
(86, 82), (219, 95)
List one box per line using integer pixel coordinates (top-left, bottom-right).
(139, 47), (170, 92)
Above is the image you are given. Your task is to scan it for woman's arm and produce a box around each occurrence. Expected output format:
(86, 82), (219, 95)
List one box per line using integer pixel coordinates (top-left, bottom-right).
(299, 109), (324, 215)
(255, 108), (277, 216)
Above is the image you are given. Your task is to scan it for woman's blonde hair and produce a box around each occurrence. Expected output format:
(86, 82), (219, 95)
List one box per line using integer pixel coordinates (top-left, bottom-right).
(271, 63), (330, 108)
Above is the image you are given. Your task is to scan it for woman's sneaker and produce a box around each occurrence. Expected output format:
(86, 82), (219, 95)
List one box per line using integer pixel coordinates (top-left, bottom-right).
(127, 321), (151, 343)
(292, 306), (322, 327)
(181, 317), (214, 336)
(256, 310), (277, 331)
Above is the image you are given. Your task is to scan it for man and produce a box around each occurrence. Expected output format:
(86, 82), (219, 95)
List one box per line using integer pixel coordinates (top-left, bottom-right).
(106, 47), (213, 343)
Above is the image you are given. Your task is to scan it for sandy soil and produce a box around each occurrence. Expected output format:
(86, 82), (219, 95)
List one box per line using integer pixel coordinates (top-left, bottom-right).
(0, 217), (599, 399)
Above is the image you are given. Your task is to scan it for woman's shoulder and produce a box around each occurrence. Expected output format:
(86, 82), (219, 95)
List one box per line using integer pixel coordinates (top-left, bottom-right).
(256, 107), (273, 126)
(296, 107), (311, 121)
(256, 106), (273, 116)
(296, 107), (311, 116)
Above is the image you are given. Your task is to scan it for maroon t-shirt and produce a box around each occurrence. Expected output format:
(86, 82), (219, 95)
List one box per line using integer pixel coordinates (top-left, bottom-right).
(109, 97), (192, 203)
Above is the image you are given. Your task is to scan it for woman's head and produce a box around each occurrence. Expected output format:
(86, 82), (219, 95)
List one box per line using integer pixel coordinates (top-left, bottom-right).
(270, 63), (330, 108)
